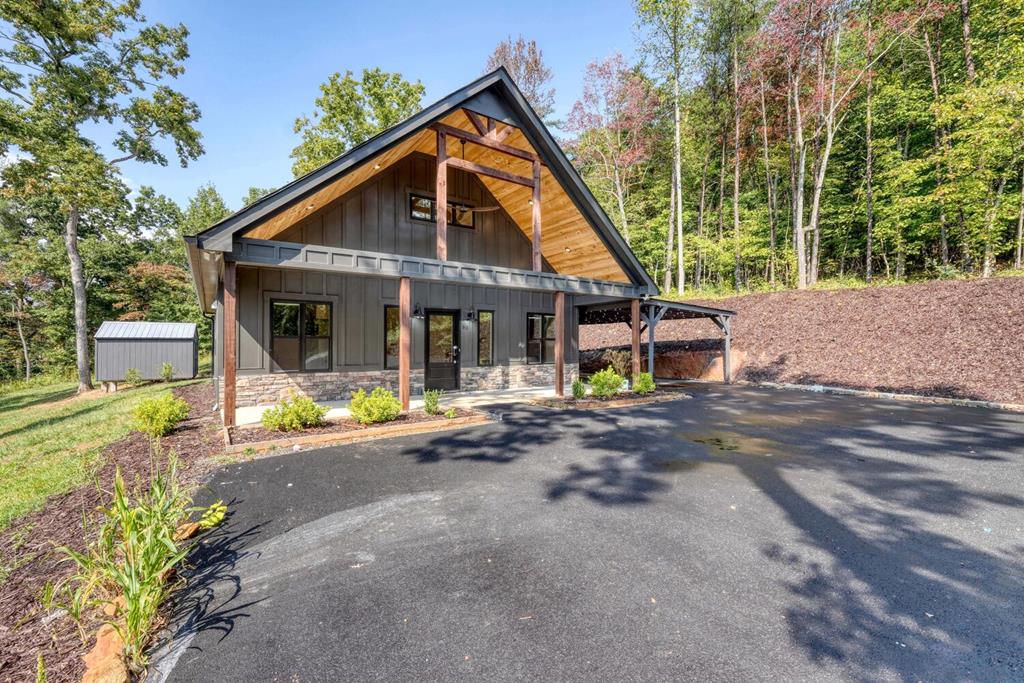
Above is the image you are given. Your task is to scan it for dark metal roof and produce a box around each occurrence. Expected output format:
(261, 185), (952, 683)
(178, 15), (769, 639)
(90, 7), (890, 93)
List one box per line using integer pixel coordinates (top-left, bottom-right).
(189, 67), (657, 293)
(95, 321), (197, 340)
(578, 298), (735, 326)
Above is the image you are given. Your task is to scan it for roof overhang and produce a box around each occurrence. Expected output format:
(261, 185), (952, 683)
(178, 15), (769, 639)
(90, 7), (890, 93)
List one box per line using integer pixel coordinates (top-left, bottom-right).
(184, 235), (222, 314)
(578, 297), (736, 326)
(189, 68), (657, 293)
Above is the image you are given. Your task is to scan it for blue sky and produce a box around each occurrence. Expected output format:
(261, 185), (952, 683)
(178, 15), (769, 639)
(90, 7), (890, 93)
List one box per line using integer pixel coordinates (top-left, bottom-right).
(123, 0), (639, 209)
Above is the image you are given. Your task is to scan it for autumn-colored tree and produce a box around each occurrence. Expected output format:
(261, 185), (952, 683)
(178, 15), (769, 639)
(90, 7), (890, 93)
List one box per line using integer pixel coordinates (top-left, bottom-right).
(485, 35), (557, 124)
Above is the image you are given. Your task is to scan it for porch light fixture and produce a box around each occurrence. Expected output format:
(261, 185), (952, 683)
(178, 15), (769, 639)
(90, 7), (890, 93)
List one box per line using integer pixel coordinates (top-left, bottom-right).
(465, 308), (475, 321)
(413, 304), (424, 319)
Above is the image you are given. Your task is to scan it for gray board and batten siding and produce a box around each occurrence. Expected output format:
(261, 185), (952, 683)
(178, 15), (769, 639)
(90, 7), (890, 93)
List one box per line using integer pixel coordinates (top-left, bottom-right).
(94, 321), (198, 382)
(224, 265), (579, 377)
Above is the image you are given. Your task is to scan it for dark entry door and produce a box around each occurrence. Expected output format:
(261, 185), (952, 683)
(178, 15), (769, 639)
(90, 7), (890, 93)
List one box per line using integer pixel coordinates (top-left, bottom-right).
(425, 310), (459, 391)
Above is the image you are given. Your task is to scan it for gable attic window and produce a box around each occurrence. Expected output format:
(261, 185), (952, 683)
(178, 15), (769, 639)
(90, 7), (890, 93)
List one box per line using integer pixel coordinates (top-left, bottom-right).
(409, 193), (475, 229)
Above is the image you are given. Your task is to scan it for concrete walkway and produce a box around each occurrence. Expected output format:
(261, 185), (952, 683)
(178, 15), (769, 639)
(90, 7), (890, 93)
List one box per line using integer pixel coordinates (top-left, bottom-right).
(234, 386), (558, 425)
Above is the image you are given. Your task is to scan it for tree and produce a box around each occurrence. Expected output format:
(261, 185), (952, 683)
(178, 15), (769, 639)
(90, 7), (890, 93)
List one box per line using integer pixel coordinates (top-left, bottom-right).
(181, 184), (232, 237)
(242, 186), (274, 207)
(291, 68), (424, 176)
(567, 55), (659, 246)
(485, 35), (557, 124)
(0, 0), (203, 392)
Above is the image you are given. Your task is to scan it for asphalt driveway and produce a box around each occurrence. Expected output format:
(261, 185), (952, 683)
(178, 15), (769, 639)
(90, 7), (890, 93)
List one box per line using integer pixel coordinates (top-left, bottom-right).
(154, 385), (1024, 682)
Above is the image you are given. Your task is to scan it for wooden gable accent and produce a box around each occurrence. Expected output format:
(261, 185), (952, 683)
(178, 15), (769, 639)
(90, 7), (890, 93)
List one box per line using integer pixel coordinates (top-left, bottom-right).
(243, 109), (629, 283)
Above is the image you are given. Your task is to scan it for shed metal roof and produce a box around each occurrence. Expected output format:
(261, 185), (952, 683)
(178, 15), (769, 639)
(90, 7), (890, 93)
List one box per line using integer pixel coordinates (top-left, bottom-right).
(95, 321), (197, 340)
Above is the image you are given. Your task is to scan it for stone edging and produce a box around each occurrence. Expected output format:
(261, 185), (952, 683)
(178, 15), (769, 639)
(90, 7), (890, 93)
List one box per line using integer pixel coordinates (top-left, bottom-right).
(746, 381), (1024, 413)
(224, 413), (492, 454)
(531, 392), (685, 411)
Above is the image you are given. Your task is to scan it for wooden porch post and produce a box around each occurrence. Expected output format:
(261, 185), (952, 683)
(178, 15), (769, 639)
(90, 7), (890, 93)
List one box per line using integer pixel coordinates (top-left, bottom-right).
(722, 316), (732, 384)
(436, 130), (448, 261)
(532, 160), (542, 271)
(554, 291), (565, 396)
(222, 260), (237, 427)
(399, 276), (412, 410)
(631, 298), (641, 378)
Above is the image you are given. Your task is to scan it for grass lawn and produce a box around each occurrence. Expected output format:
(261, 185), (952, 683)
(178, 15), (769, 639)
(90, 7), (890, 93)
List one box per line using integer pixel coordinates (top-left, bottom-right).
(0, 379), (199, 530)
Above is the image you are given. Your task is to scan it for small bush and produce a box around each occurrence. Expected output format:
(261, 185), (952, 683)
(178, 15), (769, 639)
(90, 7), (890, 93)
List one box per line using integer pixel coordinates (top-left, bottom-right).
(596, 349), (632, 379)
(123, 367), (143, 386)
(589, 366), (624, 398)
(132, 392), (190, 437)
(349, 387), (402, 425)
(633, 372), (656, 394)
(571, 377), (586, 400)
(423, 388), (443, 416)
(261, 393), (328, 432)
(444, 408), (457, 419)
(160, 362), (174, 382)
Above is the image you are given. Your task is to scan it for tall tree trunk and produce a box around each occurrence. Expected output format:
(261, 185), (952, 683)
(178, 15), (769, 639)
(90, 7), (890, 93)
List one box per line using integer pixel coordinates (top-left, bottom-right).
(664, 169), (676, 292)
(14, 298), (31, 380)
(696, 148), (710, 289)
(732, 38), (742, 289)
(759, 79), (778, 287)
(959, 0), (976, 84)
(673, 65), (685, 295)
(865, 7), (875, 282)
(982, 168), (1013, 277)
(923, 28), (949, 265)
(717, 134), (727, 286)
(64, 205), (92, 393)
(791, 76), (809, 289)
(612, 164), (629, 245)
(1016, 164), (1024, 270)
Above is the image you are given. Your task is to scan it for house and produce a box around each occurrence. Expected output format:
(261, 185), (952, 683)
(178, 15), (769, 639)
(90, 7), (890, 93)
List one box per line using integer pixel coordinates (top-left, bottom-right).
(185, 68), (733, 426)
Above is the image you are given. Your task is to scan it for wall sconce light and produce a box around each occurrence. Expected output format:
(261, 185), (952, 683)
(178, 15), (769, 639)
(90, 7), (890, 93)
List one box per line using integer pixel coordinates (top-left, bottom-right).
(413, 304), (424, 319)
(465, 308), (475, 321)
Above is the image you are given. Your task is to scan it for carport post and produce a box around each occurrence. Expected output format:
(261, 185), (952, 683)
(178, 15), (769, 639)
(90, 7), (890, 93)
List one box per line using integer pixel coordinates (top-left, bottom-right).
(554, 291), (565, 396)
(630, 299), (641, 378)
(399, 277), (411, 410)
(223, 260), (237, 427)
(645, 306), (656, 376)
(721, 316), (732, 384)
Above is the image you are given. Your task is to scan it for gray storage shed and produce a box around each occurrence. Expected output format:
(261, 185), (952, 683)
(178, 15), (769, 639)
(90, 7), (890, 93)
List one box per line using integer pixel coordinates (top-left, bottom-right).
(95, 321), (198, 384)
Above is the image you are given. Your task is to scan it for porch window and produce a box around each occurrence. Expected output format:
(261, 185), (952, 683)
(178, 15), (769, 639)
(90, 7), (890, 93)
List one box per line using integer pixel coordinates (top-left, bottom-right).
(477, 310), (493, 366)
(408, 193), (475, 229)
(526, 313), (555, 364)
(271, 301), (332, 372)
(384, 305), (399, 369)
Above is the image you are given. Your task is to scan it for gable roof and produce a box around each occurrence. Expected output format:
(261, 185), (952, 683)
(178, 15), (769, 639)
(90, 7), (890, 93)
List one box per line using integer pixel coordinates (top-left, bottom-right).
(192, 68), (657, 292)
(95, 321), (197, 340)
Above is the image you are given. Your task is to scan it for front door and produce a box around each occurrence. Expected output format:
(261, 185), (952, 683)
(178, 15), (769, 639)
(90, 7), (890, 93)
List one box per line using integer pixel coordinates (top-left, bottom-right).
(425, 310), (459, 391)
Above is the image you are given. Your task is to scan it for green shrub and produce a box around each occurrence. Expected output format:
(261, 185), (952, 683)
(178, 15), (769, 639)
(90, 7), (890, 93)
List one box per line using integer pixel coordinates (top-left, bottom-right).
(423, 388), (443, 416)
(58, 451), (193, 674)
(595, 349), (632, 379)
(261, 393), (328, 432)
(123, 367), (143, 386)
(132, 392), (190, 438)
(349, 387), (402, 425)
(633, 372), (656, 394)
(571, 377), (586, 400)
(444, 408), (457, 419)
(160, 362), (174, 382)
(589, 366), (624, 398)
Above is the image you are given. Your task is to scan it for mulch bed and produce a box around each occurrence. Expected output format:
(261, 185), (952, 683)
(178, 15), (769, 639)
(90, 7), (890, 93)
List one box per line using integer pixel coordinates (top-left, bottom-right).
(228, 407), (476, 446)
(0, 382), (224, 683)
(533, 390), (684, 410)
(580, 276), (1024, 404)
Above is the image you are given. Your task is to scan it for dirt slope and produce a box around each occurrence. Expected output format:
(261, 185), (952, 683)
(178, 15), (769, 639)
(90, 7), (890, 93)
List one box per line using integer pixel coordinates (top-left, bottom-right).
(580, 276), (1024, 404)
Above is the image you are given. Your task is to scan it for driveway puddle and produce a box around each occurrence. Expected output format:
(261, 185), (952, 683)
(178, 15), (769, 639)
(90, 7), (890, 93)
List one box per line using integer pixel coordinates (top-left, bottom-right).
(676, 430), (784, 457)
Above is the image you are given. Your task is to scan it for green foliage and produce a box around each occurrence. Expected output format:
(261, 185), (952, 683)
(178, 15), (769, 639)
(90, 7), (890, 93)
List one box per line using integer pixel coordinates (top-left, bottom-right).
(160, 362), (174, 382)
(590, 366), (625, 398)
(592, 349), (632, 378)
(35, 651), (45, 683)
(349, 387), (402, 425)
(291, 68), (424, 176)
(261, 394), (329, 432)
(423, 388), (443, 416)
(633, 372), (656, 394)
(444, 408), (457, 419)
(132, 392), (190, 438)
(571, 377), (586, 400)
(123, 368), (143, 387)
(58, 452), (193, 673)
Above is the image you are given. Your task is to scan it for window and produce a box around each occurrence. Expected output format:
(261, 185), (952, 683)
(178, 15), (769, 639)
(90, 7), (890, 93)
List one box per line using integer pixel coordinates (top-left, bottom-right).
(526, 313), (556, 364)
(384, 306), (400, 369)
(408, 193), (475, 228)
(271, 301), (332, 372)
(477, 311), (493, 366)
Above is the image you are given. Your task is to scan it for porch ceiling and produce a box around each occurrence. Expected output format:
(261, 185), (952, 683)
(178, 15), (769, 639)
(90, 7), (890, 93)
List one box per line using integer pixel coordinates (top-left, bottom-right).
(242, 109), (630, 283)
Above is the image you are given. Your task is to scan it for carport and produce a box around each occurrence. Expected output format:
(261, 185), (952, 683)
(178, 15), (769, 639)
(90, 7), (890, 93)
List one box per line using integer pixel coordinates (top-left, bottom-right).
(577, 298), (736, 382)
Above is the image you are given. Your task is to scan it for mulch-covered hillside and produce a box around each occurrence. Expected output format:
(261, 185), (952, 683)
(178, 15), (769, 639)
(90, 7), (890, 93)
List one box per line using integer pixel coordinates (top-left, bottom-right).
(0, 383), (223, 683)
(580, 276), (1024, 404)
